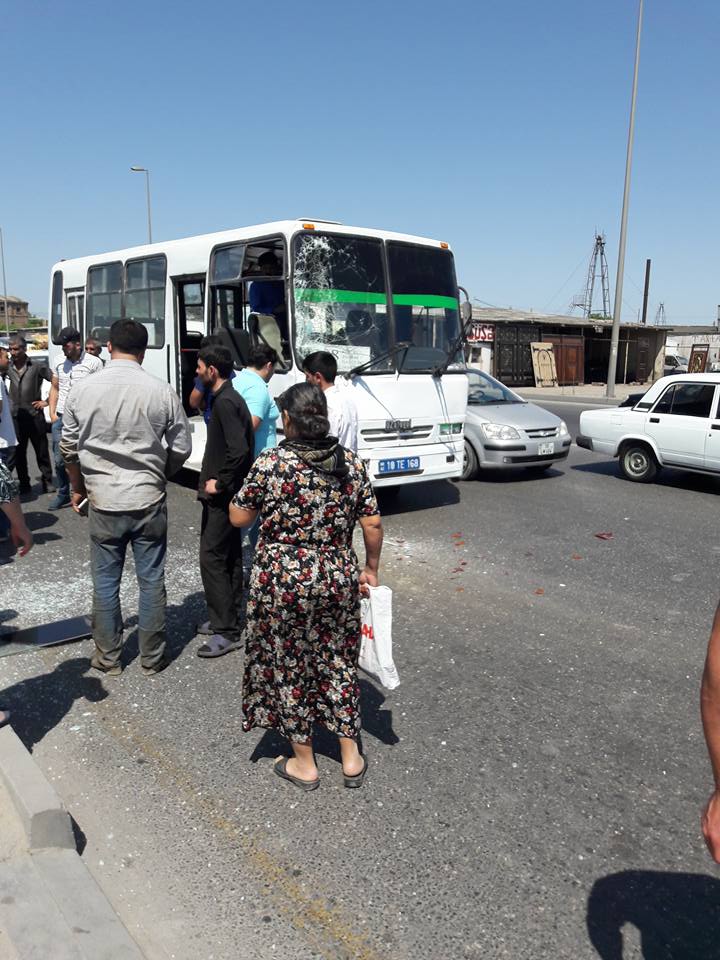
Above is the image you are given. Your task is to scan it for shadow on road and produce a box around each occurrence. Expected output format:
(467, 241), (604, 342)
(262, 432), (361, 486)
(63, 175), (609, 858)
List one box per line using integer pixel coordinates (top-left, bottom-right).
(248, 678), (399, 765)
(376, 479), (460, 517)
(573, 460), (720, 495)
(1, 657), (108, 752)
(587, 870), (720, 959)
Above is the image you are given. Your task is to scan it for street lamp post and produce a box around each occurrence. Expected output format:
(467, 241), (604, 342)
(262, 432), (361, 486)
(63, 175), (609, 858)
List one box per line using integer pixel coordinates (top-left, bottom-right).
(130, 166), (153, 244)
(606, 0), (644, 398)
(0, 228), (10, 338)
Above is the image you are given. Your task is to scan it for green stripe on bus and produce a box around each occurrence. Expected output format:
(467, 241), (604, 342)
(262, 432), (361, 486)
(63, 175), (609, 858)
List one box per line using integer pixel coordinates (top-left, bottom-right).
(392, 294), (459, 309)
(294, 288), (387, 304)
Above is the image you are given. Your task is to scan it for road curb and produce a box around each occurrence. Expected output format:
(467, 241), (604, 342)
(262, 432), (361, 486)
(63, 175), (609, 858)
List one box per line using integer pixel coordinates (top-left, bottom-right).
(0, 726), (75, 851)
(0, 726), (146, 958)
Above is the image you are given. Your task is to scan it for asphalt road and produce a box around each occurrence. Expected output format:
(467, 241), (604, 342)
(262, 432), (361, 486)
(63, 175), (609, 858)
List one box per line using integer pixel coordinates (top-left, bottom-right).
(1, 437), (720, 959)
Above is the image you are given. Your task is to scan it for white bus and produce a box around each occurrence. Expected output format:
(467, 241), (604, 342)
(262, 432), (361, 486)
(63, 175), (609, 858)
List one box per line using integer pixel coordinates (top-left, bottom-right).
(48, 219), (469, 486)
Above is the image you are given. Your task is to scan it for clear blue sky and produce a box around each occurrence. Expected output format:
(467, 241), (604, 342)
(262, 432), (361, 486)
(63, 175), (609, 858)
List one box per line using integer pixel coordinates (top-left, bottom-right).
(4, 0), (719, 324)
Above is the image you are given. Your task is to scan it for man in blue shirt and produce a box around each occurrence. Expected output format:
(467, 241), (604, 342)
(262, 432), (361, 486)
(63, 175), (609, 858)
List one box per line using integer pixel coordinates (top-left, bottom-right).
(189, 335), (235, 424)
(233, 345), (279, 457)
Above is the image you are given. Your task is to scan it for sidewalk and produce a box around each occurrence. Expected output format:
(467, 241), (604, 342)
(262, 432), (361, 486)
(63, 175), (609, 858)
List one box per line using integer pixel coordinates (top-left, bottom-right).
(0, 726), (145, 960)
(517, 382), (646, 406)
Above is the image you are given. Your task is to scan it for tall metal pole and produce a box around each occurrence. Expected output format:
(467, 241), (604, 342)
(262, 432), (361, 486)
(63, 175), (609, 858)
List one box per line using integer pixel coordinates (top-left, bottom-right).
(144, 170), (153, 244)
(0, 228), (10, 338)
(606, 0), (644, 398)
(131, 167), (153, 244)
(640, 258), (651, 325)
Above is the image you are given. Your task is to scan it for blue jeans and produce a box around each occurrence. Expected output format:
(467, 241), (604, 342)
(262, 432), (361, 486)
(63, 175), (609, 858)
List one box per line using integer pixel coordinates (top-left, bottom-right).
(51, 417), (69, 500)
(89, 500), (168, 668)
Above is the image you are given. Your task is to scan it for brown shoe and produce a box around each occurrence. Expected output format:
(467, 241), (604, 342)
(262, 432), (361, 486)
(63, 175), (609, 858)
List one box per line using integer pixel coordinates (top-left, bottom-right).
(90, 657), (122, 677)
(142, 657), (170, 677)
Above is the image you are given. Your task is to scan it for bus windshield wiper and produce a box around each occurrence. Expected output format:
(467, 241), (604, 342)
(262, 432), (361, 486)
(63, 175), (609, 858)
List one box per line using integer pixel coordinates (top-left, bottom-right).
(345, 341), (412, 379)
(433, 314), (474, 378)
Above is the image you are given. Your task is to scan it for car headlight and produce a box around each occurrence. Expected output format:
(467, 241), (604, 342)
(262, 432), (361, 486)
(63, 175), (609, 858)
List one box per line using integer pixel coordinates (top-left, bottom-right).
(559, 420), (570, 436)
(481, 422), (521, 441)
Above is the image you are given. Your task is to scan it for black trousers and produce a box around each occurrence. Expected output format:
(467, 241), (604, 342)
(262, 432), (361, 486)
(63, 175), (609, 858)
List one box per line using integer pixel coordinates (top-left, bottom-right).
(199, 497), (244, 641)
(13, 410), (52, 485)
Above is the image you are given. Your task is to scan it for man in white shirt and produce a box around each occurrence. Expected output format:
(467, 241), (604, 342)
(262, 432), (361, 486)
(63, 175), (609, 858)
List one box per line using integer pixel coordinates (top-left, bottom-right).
(48, 327), (103, 509)
(302, 351), (359, 452)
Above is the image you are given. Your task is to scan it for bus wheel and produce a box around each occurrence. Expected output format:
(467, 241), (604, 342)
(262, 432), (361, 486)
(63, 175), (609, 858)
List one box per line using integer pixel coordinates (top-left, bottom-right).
(461, 440), (479, 481)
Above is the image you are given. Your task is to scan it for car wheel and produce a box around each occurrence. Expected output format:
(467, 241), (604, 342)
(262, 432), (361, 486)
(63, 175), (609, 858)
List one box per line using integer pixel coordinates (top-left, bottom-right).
(618, 443), (658, 483)
(461, 440), (479, 481)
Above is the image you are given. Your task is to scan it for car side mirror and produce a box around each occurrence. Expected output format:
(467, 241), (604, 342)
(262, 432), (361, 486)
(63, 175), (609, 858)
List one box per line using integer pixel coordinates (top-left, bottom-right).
(460, 300), (472, 323)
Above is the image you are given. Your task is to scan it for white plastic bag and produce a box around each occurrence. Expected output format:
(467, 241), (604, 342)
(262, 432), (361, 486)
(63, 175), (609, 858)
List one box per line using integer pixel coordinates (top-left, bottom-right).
(358, 585), (400, 690)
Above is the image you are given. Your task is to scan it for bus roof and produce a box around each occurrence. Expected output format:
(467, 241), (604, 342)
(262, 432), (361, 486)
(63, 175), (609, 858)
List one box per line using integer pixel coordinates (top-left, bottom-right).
(50, 219), (453, 278)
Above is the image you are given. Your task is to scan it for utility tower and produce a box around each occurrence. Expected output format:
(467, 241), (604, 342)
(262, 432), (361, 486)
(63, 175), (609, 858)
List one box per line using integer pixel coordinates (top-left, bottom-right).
(571, 233), (612, 318)
(655, 302), (666, 325)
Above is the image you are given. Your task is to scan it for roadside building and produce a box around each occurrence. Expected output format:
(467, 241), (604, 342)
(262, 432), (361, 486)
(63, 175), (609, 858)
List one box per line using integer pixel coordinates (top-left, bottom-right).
(466, 307), (667, 387)
(665, 326), (720, 370)
(0, 296), (30, 329)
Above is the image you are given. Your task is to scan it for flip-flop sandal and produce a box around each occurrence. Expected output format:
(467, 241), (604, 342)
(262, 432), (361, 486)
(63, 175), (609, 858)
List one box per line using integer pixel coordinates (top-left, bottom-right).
(0, 710), (11, 728)
(196, 620), (212, 636)
(343, 756), (368, 789)
(273, 757), (320, 791)
(196, 634), (243, 658)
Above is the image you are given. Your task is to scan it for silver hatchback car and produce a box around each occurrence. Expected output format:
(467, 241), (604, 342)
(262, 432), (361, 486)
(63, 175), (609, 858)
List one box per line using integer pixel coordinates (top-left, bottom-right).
(461, 370), (572, 480)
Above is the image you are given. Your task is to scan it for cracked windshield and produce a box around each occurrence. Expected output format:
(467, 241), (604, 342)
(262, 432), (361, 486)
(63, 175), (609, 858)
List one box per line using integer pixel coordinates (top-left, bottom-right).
(293, 234), (392, 372)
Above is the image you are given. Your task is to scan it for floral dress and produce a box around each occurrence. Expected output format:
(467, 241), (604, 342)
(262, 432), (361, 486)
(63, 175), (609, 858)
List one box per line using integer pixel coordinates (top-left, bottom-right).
(0, 461), (18, 503)
(232, 445), (379, 743)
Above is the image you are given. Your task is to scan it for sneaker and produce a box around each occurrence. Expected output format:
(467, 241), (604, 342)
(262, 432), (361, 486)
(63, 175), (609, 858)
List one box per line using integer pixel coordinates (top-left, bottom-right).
(48, 494), (71, 511)
(41, 479), (56, 494)
(142, 657), (170, 677)
(90, 658), (122, 677)
(18, 482), (32, 495)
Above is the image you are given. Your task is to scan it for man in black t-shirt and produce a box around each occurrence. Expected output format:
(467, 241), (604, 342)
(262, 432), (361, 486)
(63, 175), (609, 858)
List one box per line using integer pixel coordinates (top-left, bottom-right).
(195, 345), (254, 659)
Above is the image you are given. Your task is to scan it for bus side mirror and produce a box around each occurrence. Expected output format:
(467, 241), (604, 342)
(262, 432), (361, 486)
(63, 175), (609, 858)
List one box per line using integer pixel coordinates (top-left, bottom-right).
(460, 300), (472, 323)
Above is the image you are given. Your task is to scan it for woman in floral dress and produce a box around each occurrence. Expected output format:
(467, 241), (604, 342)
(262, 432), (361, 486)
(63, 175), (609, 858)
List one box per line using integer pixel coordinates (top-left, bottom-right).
(229, 383), (383, 790)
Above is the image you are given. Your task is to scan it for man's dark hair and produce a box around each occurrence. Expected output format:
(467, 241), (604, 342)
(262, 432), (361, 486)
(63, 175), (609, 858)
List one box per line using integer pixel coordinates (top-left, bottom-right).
(258, 250), (281, 272)
(248, 344), (279, 369)
(278, 383), (329, 441)
(109, 320), (148, 356)
(9, 335), (26, 348)
(199, 345), (234, 379)
(86, 336), (102, 347)
(302, 351), (337, 384)
(200, 334), (223, 349)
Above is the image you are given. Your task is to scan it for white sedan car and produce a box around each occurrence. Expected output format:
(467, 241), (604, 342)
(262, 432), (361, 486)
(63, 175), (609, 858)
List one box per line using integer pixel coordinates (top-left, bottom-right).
(577, 373), (720, 482)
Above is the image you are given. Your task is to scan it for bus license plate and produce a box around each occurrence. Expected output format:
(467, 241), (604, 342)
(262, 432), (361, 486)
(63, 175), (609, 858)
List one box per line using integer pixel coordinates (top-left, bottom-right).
(378, 457), (421, 474)
(538, 442), (554, 455)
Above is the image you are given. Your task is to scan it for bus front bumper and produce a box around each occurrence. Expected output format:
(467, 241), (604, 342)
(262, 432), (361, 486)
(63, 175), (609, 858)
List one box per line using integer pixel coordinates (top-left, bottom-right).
(362, 440), (464, 487)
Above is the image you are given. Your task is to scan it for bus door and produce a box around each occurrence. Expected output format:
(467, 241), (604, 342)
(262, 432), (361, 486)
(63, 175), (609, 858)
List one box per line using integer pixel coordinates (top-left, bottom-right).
(173, 276), (205, 415)
(66, 290), (85, 339)
(208, 237), (291, 372)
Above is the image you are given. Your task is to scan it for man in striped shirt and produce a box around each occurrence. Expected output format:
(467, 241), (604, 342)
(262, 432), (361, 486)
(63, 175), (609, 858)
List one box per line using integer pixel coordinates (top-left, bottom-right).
(48, 327), (103, 509)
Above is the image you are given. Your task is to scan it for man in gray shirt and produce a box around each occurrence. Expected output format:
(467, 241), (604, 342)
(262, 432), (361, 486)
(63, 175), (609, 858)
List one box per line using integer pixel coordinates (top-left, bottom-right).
(61, 320), (192, 677)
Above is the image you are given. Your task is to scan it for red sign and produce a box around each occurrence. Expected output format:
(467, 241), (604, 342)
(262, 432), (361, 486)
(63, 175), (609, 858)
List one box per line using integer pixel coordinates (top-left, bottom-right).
(466, 323), (495, 344)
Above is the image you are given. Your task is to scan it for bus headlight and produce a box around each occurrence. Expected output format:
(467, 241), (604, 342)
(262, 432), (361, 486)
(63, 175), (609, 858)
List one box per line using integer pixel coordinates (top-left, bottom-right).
(481, 423), (521, 441)
(440, 422), (463, 436)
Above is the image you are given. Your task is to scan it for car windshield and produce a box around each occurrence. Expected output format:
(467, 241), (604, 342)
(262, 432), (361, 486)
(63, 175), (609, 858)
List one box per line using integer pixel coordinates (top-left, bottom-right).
(467, 370), (524, 405)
